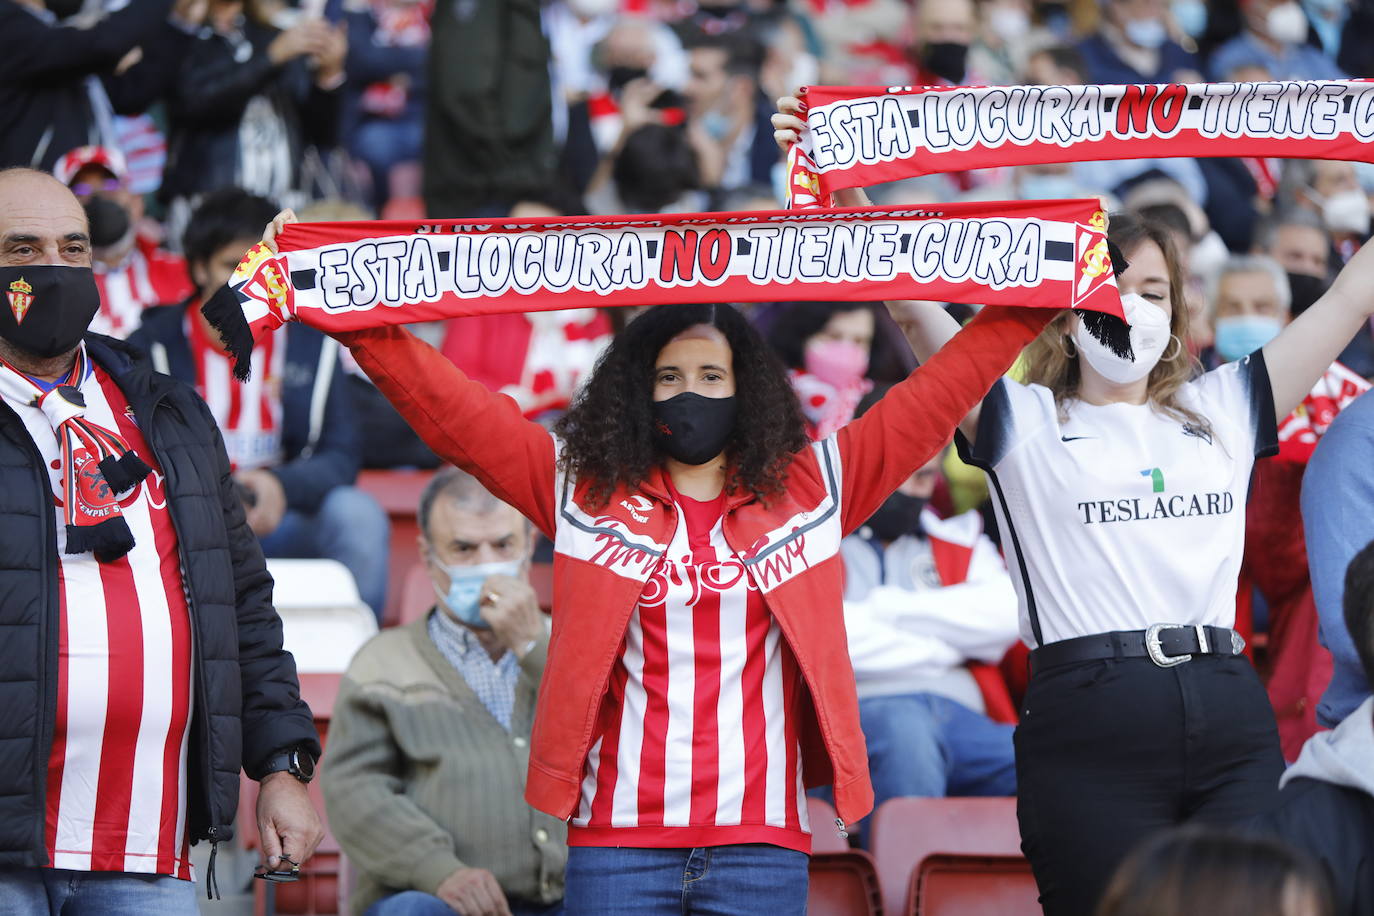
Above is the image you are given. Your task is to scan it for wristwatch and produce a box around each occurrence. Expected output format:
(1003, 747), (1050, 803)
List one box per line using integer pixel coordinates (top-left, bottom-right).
(262, 747), (316, 784)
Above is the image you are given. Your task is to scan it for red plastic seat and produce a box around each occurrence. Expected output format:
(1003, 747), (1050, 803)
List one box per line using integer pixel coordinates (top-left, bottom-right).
(809, 850), (883, 916)
(355, 469), (435, 627)
(806, 797), (850, 854)
(907, 855), (1040, 916)
(870, 797), (1024, 916)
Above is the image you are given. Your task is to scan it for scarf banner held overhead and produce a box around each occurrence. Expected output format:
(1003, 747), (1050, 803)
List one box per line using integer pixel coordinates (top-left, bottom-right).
(204, 201), (1122, 379)
(786, 80), (1374, 205)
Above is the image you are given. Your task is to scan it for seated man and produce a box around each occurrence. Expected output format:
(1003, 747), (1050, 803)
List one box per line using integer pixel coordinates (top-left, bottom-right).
(127, 189), (389, 620)
(841, 450), (1021, 839)
(322, 467), (565, 916)
(1259, 538), (1374, 915)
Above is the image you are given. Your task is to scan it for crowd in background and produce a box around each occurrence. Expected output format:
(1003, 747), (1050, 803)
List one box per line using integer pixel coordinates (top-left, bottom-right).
(6, 0), (1374, 912)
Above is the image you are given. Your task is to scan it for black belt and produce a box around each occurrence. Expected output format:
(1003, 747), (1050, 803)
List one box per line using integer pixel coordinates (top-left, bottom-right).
(1029, 625), (1246, 675)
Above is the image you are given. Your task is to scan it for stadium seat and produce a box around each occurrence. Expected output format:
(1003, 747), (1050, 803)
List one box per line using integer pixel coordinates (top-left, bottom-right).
(869, 797), (1024, 916)
(356, 469), (434, 627)
(806, 797), (850, 854)
(907, 855), (1040, 916)
(809, 851), (883, 916)
(268, 559), (378, 674)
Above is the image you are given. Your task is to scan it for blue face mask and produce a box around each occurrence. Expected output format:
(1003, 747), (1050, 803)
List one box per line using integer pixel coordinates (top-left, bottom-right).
(1018, 174), (1082, 201)
(433, 558), (523, 629)
(1124, 17), (1168, 49)
(1171, 0), (1207, 38)
(1214, 314), (1283, 363)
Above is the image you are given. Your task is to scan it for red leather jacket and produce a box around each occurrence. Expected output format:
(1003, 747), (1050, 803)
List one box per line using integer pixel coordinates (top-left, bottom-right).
(340, 306), (1050, 828)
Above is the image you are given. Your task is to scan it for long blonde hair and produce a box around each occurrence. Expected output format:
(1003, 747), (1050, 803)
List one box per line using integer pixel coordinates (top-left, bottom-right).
(1021, 211), (1211, 435)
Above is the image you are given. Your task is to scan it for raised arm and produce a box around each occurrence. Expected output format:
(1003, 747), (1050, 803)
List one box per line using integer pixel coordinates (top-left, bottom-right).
(772, 95), (985, 443)
(835, 305), (1055, 534)
(259, 212), (559, 538)
(1263, 239), (1374, 423)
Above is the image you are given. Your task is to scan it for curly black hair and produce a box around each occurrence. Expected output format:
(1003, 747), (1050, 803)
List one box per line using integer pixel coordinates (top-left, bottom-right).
(554, 303), (809, 508)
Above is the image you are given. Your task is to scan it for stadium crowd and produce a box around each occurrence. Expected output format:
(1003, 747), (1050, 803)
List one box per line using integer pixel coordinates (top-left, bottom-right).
(0, 0), (1373, 914)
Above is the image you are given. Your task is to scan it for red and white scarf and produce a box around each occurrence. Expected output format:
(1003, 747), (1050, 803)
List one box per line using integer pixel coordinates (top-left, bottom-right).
(0, 347), (151, 561)
(786, 80), (1374, 206)
(204, 201), (1123, 378)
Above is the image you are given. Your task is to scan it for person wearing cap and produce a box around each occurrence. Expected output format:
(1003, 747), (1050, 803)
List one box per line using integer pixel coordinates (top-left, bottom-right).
(54, 146), (192, 339)
(322, 466), (566, 916)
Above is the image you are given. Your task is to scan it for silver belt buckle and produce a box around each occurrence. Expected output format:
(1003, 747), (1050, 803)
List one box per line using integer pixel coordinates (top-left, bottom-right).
(1145, 623), (1191, 668)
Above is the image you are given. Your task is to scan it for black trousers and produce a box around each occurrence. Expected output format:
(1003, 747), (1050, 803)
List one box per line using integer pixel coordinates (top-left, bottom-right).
(1014, 653), (1284, 916)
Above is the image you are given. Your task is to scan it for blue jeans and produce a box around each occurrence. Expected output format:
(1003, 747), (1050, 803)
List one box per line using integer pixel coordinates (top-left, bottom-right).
(564, 845), (808, 916)
(259, 485), (390, 623)
(350, 117), (424, 208)
(861, 692), (1018, 799)
(366, 889), (564, 916)
(0, 868), (197, 914)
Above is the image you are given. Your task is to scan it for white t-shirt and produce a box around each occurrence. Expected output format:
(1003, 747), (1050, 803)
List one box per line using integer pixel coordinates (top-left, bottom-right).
(961, 353), (1277, 647)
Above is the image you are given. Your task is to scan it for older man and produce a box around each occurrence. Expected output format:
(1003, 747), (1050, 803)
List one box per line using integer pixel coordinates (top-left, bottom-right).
(0, 167), (322, 913)
(322, 467), (565, 916)
(1210, 254), (1370, 758)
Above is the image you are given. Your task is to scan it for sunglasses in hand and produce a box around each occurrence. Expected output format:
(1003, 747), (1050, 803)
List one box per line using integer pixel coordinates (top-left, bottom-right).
(253, 854), (301, 883)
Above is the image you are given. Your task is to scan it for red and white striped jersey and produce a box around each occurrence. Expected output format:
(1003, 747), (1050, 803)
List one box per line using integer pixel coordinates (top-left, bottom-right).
(0, 349), (195, 878)
(89, 237), (193, 340)
(570, 488), (811, 852)
(187, 309), (285, 471)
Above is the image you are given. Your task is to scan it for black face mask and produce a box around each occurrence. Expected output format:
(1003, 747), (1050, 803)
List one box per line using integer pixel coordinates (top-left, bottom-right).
(84, 196), (131, 249)
(921, 42), (969, 84)
(0, 265), (100, 359)
(864, 491), (927, 542)
(1286, 271), (1329, 317)
(652, 392), (737, 466)
(44, 0), (82, 18)
(607, 65), (650, 93)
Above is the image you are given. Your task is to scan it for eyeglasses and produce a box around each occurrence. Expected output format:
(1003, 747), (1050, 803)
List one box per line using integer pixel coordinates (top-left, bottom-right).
(70, 178), (122, 197)
(253, 855), (300, 883)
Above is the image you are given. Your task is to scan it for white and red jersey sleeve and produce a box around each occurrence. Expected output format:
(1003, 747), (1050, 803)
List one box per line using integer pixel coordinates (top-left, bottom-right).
(570, 488), (811, 853)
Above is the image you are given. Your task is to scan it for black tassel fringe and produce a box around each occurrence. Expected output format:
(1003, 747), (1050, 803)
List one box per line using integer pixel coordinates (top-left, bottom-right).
(66, 517), (136, 563)
(1074, 308), (1135, 360)
(98, 452), (153, 494)
(201, 283), (255, 381)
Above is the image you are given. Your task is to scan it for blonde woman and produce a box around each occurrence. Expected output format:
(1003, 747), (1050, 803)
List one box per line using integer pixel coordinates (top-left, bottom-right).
(773, 92), (1374, 916)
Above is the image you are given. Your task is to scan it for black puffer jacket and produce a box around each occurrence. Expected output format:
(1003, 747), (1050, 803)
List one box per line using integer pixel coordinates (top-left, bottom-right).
(0, 334), (320, 867)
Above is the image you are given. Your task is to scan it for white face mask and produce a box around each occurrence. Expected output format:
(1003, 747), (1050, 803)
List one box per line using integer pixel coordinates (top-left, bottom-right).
(1189, 230), (1230, 281)
(1264, 1), (1310, 45)
(564, 0), (617, 18)
(1316, 188), (1372, 235)
(1074, 293), (1173, 385)
(987, 5), (1031, 44)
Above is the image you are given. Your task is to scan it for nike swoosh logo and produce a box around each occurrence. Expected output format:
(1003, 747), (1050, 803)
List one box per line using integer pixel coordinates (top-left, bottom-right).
(1061, 435), (1096, 442)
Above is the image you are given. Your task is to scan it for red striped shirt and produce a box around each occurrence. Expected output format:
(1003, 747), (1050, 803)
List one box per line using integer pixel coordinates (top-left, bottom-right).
(570, 488), (810, 852)
(187, 307), (283, 471)
(89, 237), (193, 340)
(0, 351), (195, 878)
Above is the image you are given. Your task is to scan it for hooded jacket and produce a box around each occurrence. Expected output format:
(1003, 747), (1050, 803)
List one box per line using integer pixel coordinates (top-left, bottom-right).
(1262, 696), (1374, 914)
(339, 305), (1051, 832)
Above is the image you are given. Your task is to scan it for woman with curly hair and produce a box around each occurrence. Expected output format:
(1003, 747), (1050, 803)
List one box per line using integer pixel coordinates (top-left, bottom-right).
(259, 210), (1056, 915)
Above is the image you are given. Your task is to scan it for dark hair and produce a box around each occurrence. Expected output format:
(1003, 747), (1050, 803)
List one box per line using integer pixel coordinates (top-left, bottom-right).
(553, 303), (808, 508)
(1097, 826), (1333, 916)
(765, 301), (907, 383)
(1344, 538), (1374, 689)
(678, 27), (765, 76)
(1029, 44), (1088, 84)
(418, 466), (507, 542)
(182, 188), (281, 269)
(613, 125), (700, 213)
(1136, 202), (1194, 244)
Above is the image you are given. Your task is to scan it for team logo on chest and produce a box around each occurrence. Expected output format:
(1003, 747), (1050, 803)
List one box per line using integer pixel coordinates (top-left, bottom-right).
(7, 276), (33, 323)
